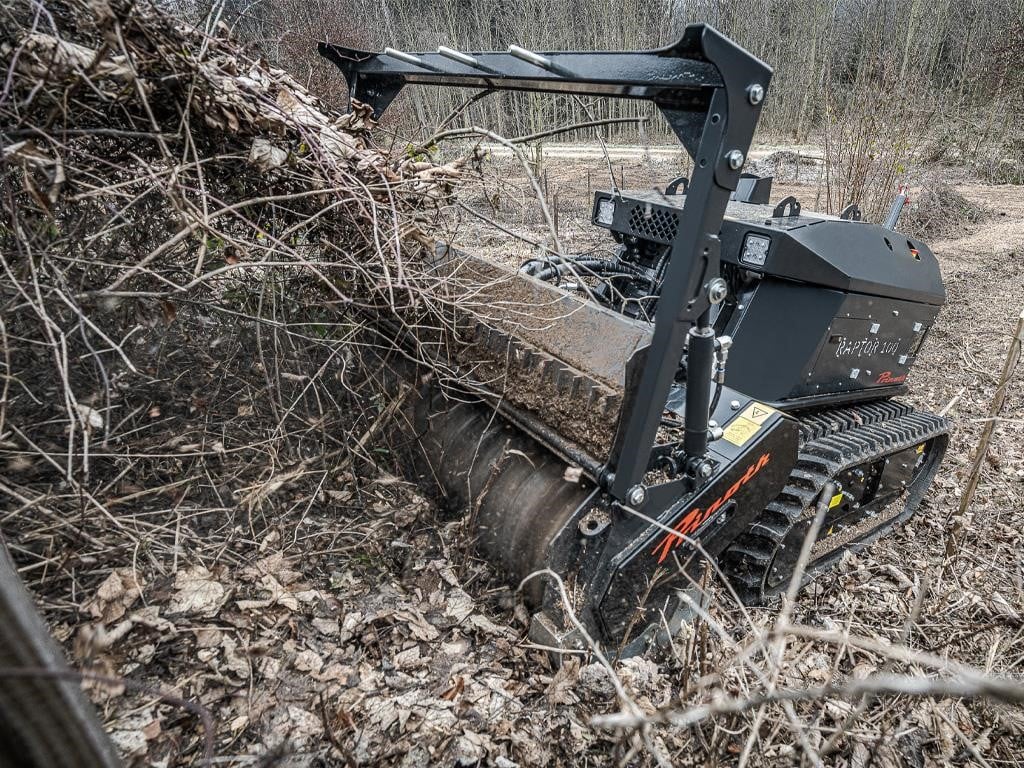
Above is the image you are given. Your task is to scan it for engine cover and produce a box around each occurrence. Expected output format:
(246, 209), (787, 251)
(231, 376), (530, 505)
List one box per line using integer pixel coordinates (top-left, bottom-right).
(717, 209), (945, 407)
(590, 188), (946, 408)
(723, 282), (941, 405)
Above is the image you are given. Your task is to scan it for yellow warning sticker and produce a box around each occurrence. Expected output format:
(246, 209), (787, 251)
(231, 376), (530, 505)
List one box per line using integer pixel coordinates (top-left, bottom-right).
(743, 402), (776, 425)
(722, 417), (760, 446)
(722, 402), (777, 447)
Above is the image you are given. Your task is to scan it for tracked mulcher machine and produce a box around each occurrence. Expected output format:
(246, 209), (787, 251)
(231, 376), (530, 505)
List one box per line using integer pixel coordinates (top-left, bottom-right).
(320, 26), (949, 654)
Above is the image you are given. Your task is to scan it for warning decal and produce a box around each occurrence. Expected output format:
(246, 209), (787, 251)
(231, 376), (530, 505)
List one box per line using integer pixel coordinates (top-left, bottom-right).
(746, 404), (775, 425)
(722, 402), (777, 447)
(722, 417), (760, 446)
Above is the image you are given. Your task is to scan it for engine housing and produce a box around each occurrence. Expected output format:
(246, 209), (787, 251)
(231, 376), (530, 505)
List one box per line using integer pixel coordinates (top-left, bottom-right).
(590, 188), (946, 409)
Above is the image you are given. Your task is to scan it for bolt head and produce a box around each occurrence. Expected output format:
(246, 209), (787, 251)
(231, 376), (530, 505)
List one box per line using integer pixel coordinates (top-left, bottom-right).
(726, 149), (745, 170)
(699, 462), (714, 479)
(627, 485), (646, 507)
(747, 83), (765, 105)
(708, 277), (729, 304)
(730, 400), (741, 410)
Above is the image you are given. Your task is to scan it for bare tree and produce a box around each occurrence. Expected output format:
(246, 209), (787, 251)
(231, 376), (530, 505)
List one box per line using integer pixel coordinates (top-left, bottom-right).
(170, 0), (1024, 187)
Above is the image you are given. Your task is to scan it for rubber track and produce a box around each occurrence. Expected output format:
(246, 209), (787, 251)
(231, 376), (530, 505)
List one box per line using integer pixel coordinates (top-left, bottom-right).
(719, 400), (949, 604)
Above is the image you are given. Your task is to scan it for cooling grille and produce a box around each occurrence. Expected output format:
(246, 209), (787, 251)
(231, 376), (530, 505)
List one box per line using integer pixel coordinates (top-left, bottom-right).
(627, 205), (679, 244)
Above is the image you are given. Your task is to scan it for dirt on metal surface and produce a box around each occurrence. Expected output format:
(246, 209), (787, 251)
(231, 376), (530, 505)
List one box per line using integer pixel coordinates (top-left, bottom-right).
(430, 248), (651, 456)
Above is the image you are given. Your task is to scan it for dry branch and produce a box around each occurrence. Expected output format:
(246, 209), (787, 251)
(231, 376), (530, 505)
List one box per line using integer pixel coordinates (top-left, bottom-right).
(947, 308), (1024, 563)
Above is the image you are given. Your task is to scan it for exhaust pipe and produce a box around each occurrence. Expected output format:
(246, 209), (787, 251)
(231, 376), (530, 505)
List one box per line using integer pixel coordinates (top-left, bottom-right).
(883, 185), (909, 230)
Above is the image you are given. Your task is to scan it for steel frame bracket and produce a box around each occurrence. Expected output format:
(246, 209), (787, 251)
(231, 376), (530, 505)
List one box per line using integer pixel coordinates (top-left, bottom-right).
(319, 25), (772, 505)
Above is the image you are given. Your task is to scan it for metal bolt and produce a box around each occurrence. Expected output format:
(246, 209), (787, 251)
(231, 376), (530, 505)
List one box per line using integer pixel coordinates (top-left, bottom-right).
(578, 513), (609, 538)
(627, 485), (646, 507)
(726, 149), (745, 170)
(730, 400), (741, 410)
(699, 462), (714, 479)
(708, 278), (729, 304)
(747, 83), (765, 105)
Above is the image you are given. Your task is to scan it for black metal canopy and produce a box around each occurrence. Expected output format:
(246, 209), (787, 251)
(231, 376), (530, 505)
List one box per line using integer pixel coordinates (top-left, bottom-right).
(318, 25), (775, 504)
(318, 25), (769, 160)
(319, 29), (721, 103)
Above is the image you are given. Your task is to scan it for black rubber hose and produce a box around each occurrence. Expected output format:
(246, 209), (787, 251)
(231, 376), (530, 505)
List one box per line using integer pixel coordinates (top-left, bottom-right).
(531, 258), (644, 282)
(709, 381), (723, 418)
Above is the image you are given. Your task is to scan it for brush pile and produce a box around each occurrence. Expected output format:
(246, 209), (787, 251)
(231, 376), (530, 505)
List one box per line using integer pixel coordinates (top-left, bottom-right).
(0, 1), (490, 762)
(902, 183), (993, 240)
(0, 0), (470, 548)
(0, 0), (471, 480)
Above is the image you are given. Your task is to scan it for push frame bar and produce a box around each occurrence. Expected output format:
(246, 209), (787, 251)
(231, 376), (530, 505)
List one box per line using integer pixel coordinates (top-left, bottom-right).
(319, 25), (772, 507)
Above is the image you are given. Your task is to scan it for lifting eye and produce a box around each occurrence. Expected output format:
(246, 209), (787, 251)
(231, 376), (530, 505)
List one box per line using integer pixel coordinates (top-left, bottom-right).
(907, 240), (920, 260)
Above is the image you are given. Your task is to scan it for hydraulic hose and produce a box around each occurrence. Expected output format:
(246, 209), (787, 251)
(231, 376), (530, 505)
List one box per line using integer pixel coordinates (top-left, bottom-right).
(709, 381), (723, 417)
(528, 258), (647, 283)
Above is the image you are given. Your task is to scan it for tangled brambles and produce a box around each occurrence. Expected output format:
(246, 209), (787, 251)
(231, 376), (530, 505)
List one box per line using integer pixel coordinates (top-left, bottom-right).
(1, 2), (483, 759)
(0, 0), (475, 523)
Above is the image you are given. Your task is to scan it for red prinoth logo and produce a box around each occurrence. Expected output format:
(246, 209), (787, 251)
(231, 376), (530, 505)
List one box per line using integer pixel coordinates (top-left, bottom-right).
(876, 371), (907, 385)
(651, 452), (771, 565)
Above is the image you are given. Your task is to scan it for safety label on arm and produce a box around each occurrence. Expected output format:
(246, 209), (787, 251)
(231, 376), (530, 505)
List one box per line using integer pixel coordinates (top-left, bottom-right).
(722, 402), (776, 446)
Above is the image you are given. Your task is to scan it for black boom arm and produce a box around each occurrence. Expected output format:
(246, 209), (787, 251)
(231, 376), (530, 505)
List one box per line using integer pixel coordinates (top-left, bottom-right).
(319, 26), (772, 501)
